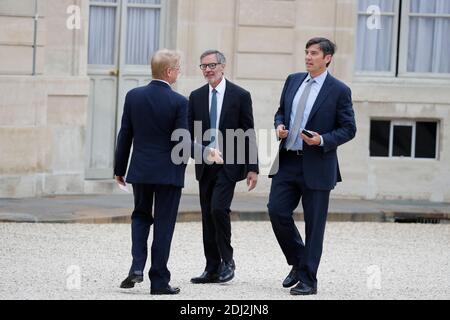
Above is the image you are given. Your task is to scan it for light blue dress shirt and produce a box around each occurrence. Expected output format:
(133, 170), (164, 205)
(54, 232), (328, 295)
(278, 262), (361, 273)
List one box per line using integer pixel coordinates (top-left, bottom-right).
(288, 70), (328, 150)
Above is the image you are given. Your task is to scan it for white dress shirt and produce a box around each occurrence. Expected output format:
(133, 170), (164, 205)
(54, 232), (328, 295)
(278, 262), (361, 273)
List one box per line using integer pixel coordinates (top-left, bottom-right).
(209, 77), (226, 149)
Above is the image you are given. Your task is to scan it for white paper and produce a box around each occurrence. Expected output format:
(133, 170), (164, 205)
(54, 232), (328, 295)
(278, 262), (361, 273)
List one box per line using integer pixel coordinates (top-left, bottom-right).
(118, 183), (130, 193)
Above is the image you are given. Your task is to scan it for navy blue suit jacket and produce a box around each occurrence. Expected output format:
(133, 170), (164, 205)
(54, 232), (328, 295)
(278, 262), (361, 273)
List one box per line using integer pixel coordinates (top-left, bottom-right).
(271, 72), (356, 190)
(114, 80), (189, 188)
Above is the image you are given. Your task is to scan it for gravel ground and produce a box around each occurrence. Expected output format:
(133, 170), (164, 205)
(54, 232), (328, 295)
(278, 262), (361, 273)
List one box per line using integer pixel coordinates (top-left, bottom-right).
(0, 221), (449, 300)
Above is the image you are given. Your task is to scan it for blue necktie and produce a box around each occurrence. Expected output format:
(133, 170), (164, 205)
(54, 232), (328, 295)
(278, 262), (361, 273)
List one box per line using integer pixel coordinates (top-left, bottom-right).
(210, 89), (218, 147)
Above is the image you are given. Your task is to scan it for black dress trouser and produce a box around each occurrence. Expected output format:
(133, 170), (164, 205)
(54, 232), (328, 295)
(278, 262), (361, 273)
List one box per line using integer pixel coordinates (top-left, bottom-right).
(199, 165), (237, 273)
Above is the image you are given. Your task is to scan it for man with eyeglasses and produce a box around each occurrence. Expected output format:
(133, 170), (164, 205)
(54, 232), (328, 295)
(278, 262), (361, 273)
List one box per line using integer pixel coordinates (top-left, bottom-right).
(189, 50), (259, 284)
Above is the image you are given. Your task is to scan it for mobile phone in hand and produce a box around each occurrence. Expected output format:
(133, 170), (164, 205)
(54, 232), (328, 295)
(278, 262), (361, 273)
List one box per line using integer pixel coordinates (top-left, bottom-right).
(302, 129), (314, 138)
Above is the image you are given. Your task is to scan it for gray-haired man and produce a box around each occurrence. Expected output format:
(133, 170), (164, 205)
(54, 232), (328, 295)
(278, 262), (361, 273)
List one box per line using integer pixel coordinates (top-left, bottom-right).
(188, 50), (259, 284)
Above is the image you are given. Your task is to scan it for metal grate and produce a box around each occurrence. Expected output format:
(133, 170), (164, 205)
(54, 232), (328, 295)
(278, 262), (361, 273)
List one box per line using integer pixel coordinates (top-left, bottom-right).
(394, 217), (441, 224)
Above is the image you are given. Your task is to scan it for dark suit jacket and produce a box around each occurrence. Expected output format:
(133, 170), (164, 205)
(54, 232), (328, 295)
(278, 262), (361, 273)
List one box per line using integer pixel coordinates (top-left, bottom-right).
(271, 72), (356, 190)
(188, 80), (259, 182)
(114, 80), (188, 188)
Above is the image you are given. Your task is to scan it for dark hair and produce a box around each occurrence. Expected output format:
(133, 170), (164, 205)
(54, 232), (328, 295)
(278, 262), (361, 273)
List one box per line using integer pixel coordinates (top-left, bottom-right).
(306, 37), (336, 67)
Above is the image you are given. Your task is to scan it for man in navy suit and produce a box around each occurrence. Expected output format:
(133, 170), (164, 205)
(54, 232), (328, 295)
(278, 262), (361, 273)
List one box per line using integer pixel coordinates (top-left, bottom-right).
(114, 49), (188, 295)
(189, 50), (259, 284)
(267, 38), (356, 295)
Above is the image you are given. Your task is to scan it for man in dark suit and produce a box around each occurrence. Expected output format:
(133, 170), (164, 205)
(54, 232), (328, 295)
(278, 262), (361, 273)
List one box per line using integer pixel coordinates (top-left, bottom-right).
(114, 49), (188, 295)
(189, 50), (259, 284)
(267, 38), (356, 295)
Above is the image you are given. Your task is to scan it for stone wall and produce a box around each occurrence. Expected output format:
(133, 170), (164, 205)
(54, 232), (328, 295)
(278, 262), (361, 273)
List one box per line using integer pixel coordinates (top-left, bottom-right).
(0, 0), (90, 197)
(175, 0), (450, 201)
(1, 0), (449, 201)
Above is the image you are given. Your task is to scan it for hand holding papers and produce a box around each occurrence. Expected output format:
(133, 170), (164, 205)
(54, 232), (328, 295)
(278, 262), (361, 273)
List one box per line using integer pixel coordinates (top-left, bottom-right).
(115, 176), (130, 193)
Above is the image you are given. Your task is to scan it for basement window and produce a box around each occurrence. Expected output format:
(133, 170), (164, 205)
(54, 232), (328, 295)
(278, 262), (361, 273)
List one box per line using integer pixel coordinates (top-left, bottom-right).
(370, 120), (438, 159)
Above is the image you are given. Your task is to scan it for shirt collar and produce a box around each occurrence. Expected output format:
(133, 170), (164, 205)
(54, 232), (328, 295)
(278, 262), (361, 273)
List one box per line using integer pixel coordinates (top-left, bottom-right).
(209, 77), (226, 94)
(153, 79), (171, 87)
(306, 69), (328, 86)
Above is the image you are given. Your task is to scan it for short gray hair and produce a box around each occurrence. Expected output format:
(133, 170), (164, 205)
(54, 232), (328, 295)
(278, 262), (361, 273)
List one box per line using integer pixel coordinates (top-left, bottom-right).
(200, 50), (226, 64)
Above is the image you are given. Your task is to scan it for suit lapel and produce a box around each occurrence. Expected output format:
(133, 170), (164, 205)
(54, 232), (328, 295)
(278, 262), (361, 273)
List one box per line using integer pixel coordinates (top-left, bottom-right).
(285, 73), (308, 129)
(200, 84), (210, 129)
(218, 80), (233, 130)
(306, 73), (335, 125)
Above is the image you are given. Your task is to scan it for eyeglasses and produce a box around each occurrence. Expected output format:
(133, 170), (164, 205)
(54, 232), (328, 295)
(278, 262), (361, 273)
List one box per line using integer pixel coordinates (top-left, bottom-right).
(199, 63), (221, 70)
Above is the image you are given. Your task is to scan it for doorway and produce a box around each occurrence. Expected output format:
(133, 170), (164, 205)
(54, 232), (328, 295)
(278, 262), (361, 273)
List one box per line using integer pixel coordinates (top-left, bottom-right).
(86, 0), (166, 179)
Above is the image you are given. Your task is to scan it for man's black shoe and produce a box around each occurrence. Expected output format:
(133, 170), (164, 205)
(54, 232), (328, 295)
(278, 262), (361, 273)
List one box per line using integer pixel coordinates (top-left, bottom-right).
(290, 281), (317, 295)
(191, 271), (220, 284)
(218, 260), (235, 283)
(282, 266), (300, 288)
(150, 285), (180, 295)
(119, 274), (143, 289)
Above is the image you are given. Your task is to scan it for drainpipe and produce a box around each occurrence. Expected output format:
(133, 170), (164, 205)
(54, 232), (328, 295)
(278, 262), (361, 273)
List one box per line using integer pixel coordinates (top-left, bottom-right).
(32, 0), (39, 75)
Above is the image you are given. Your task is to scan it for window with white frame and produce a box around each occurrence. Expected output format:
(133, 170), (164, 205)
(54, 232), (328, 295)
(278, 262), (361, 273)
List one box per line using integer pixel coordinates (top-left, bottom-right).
(88, 0), (163, 66)
(125, 0), (162, 66)
(356, 0), (398, 75)
(404, 0), (450, 74)
(370, 119), (439, 159)
(356, 0), (450, 76)
(88, 0), (118, 66)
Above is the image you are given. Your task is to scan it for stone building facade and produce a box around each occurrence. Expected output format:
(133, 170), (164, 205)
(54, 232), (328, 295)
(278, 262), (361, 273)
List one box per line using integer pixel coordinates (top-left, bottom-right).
(1, 0), (449, 201)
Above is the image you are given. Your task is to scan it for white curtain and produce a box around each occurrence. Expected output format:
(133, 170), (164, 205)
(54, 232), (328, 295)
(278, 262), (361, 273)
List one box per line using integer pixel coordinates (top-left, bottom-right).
(126, 7), (161, 65)
(356, 0), (396, 72)
(408, 0), (450, 73)
(88, 5), (116, 65)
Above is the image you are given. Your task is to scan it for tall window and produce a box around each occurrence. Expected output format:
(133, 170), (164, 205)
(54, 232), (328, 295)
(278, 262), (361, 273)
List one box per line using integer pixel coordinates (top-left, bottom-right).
(126, 0), (162, 65)
(356, 0), (450, 76)
(88, 0), (163, 66)
(88, 0), (118, 65)
(407, 0), (450, 73)
(356, 0), (397, 74)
